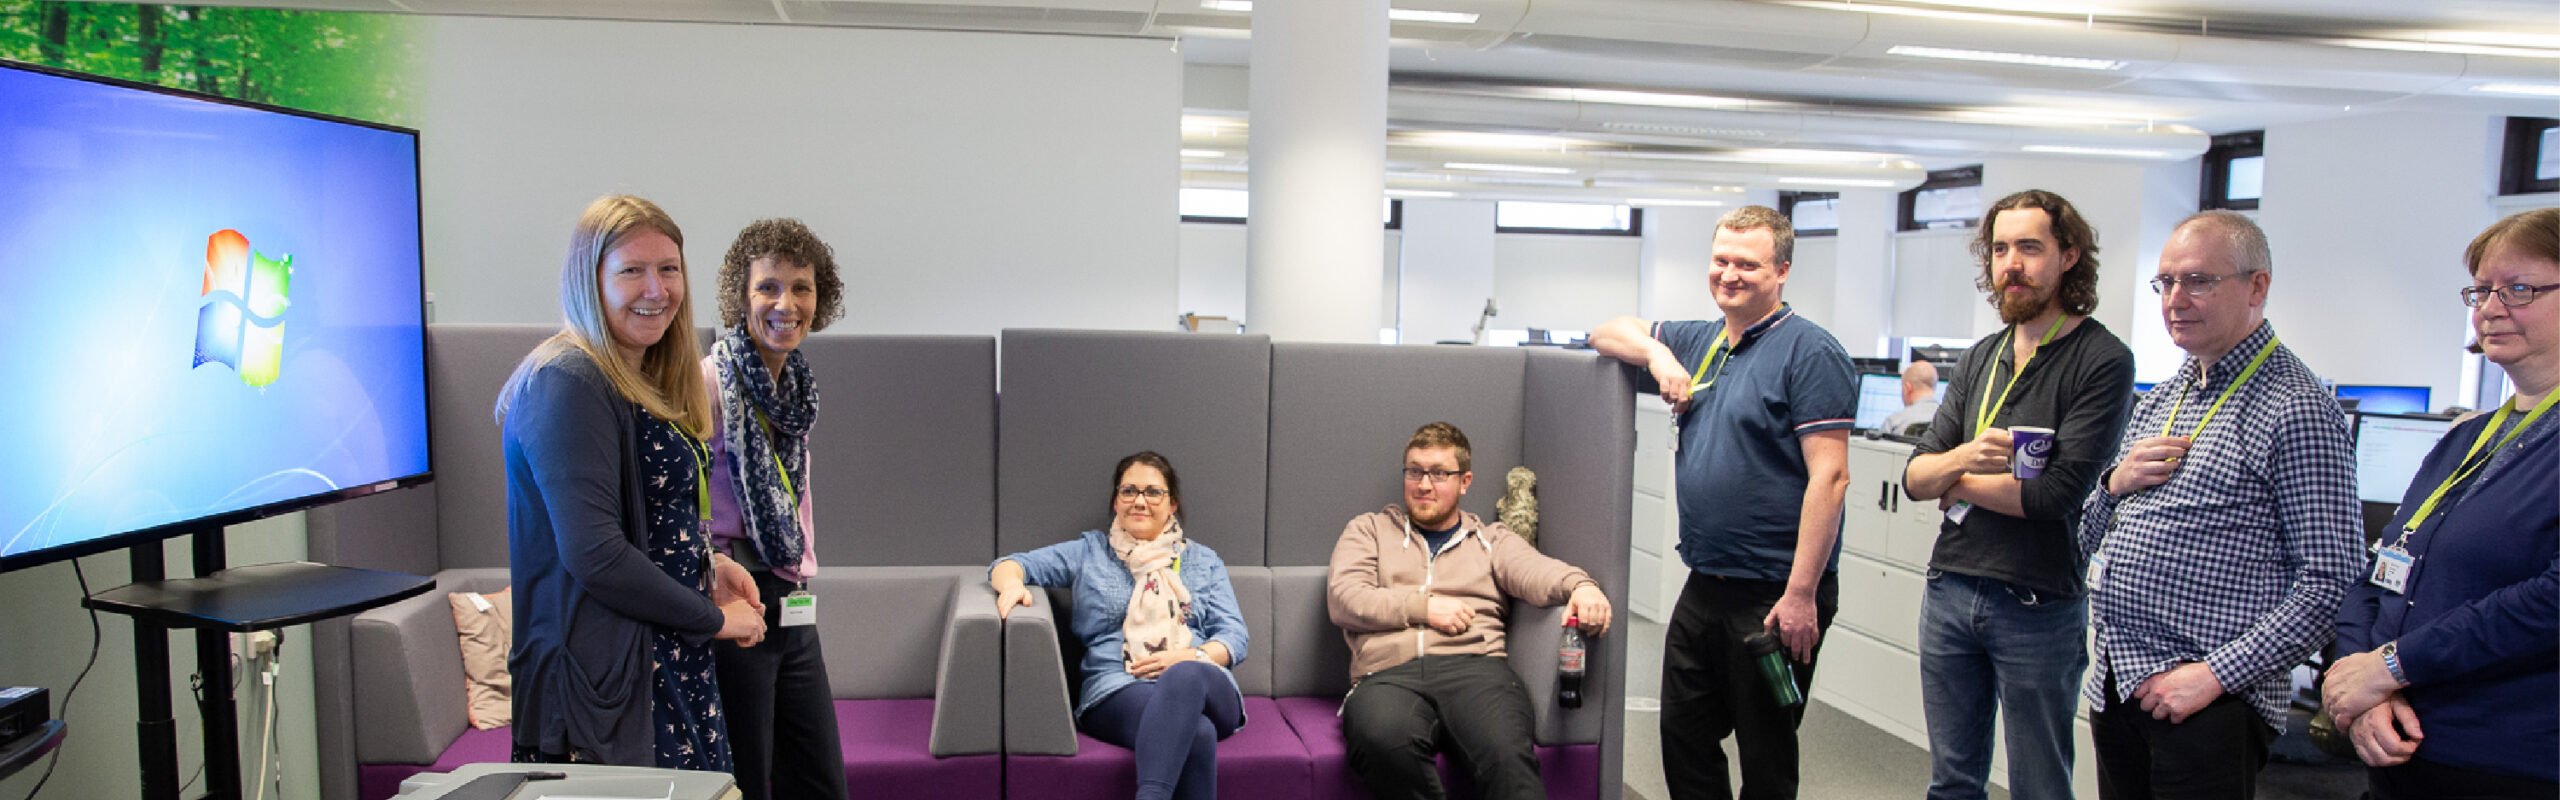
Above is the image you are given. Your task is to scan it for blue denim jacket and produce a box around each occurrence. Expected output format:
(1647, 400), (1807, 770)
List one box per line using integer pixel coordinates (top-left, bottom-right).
(999, 530), (1250, 718)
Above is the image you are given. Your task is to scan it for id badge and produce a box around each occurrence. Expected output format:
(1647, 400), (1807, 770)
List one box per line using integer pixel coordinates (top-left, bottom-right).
(2086, 553), (2108, 592)
(780, 591), (817, 627)
(2368, 548), (2413, 594)
(1945, 500), (1974, 525)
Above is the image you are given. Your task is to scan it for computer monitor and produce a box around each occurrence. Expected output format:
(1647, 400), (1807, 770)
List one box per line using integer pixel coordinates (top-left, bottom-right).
(1855, 373), (1903, 431)
(2353, 413), (2455, 504)
(2337, 384), (2430, 415)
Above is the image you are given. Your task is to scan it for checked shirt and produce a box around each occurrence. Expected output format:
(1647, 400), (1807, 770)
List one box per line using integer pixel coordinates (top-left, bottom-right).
(2078, 322), (2364, 731)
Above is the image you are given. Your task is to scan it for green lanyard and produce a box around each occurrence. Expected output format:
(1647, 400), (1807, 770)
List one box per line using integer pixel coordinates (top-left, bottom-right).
(2396, 389), (2559, 540)
(753, 407), (800, 508)
(1688, 328), (1734, 392)
(1973, 319), (2067, 438)
(2159, 336), (2280, 444)
(680, 427), (711, 524)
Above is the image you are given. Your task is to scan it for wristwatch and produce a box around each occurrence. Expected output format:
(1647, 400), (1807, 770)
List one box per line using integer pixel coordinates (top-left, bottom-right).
(2377, 641), (2409, 686)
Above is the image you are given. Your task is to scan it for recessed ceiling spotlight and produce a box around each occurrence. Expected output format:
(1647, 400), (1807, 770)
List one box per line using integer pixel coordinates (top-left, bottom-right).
(1444, 162), (1576, 174)
(2020, 144), (2169, 158)
(2472, 83), (2560, 97)
(1181, 149), (1226, 158)
(1887, 45), (2126, 71)
(1779, 177), (1900, 188)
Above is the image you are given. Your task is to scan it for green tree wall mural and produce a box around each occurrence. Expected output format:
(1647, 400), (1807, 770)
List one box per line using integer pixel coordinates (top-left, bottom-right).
(0, 1), (417, 126)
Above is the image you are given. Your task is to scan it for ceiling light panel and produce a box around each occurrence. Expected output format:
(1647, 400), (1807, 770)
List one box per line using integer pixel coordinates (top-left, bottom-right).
(2472, 83), (2560, 97)
(2019, 144), (2169, 158)
(1389, 9), (1479, 24)
(1887, 45), (2126, 71)
(1444, 162), (1577, 174)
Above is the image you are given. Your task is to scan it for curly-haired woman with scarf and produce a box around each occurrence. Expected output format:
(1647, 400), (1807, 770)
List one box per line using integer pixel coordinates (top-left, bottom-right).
(702, 218), (850, 800)
(991, 452), (1251, 800)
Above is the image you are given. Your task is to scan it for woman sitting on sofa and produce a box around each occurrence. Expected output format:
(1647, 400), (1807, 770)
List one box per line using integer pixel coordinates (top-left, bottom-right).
(495, 194), (766, 769)
(991, 451), (1250, 800)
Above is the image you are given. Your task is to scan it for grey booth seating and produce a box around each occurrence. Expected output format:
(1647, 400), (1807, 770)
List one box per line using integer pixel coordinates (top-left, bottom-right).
(310, 324), (1005, 800)
(995, 332), (1637, 800)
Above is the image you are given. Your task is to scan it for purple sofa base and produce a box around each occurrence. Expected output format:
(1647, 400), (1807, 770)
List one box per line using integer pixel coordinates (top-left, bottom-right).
(357, 699), (998, 800)
(1004, 697), (1313, 800)
(1272, 696), (1600, 800)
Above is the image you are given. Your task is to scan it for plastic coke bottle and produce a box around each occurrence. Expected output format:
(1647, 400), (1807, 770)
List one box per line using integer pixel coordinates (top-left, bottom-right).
(1558, 614), (1587, 709)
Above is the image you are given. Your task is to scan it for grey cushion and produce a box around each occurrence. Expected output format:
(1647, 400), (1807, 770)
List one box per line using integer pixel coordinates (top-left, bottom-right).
(1264, 344), (1527, 567)
(933, 579), (1004, 756)
(429, 324), (560, 569)
(1266, 566), (1352, 698)
(996, 330), (1273, 565)
(1003, 586), (1080, 756)
(349, 568), (509, 765)
(1517, 349), (1640, 749)
(1225, 567), (1274, 697)
(797, 335), (998, 566)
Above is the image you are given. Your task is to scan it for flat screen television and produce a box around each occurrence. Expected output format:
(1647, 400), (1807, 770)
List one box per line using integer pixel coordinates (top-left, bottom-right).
(0, 60), (430, 574)
(2337, 384), (2430, 415)
(2353, 413), (2455, 504)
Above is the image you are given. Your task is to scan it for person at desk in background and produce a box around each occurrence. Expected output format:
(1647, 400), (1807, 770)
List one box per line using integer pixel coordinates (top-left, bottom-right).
(1901, 189), (2135, 800)
(1878, 360), (1942, 438)
(495, 194), (767, 769)
(991, 452), (1249, 800)
(1591, 204), (1856, 800)
(2325, 207), (2560, 800)
(703, 218), (850, 800)
(2078, 210), (2360, 800)
(1326, 422), (1613, 800)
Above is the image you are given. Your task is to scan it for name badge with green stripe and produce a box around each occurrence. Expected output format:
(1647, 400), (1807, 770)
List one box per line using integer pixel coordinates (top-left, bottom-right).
(780, 591), (817, 627)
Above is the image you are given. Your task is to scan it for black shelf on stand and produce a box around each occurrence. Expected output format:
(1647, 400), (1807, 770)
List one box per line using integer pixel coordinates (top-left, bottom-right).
(83, 524), (432, 800)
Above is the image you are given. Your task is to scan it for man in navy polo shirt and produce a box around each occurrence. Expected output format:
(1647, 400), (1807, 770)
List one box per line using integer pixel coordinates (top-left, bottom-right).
(1593, 205), (1857, 800)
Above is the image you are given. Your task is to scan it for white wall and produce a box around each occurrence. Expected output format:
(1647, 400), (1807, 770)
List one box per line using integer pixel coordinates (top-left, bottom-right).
(1397, 200), (1500, 344)
(1492, 233), (1641, 335)
(417, 17), (1182, 333)
(1891, 229), (1981, 341)
(1829, 189), (1900, 356)
(1789, 235), (1839, 332)
(1179, 223), (1248, 323)
(1639, 206), (1725, 324)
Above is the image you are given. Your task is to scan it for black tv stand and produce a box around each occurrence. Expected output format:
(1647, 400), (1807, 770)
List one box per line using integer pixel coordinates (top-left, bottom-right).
(83, 524), (432, 800)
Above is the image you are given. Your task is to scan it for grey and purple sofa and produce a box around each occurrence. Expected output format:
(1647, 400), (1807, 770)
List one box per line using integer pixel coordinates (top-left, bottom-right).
(305, 325), (1635, 800)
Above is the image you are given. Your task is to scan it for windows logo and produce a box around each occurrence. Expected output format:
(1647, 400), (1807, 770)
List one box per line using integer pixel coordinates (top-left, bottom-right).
(193, 229), (291, 387)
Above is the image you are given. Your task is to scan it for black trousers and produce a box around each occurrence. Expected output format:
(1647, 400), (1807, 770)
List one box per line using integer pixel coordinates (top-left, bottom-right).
(1660, 571), (1839, 800)
(2366, 757), (2560, 800)
(2090, 676), (2272, 800)
(1340, 654), (1546, 800)
(714, 570), (849, 800)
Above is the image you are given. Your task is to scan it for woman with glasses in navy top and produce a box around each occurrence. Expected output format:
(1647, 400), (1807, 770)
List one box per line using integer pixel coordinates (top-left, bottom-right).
(990, 451), (1251, 800)
(2328, 207), (2560, 800)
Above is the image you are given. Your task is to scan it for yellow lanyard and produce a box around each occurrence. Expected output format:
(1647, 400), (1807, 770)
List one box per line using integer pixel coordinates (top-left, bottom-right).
(2159, 336), (2280, 445)
(2397, 390), (2559, 540)
(1689, 328), (1734, 392)
(753, 407), (800, 508)
(1973, 319), (2067, 438)
(680, 428), (711, 524)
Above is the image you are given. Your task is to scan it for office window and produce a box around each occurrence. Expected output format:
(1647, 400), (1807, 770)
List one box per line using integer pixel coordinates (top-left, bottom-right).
(1897, 166), (1982, 231)
(2201, 131), (2265, 210)
(1180, 187), (1248, 223)
(1779, 191), (1840, 237)
(2501, 117), (2559, 196)
(1495, 201), (1642, 236)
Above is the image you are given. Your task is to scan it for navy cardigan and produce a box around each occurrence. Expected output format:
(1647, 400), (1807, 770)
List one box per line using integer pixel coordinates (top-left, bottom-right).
(503, 347), (725, 765)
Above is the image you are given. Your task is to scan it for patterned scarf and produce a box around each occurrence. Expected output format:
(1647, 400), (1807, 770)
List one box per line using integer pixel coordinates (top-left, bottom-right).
(711, 324), (819, 570)
(1111, 518), (1194, 671)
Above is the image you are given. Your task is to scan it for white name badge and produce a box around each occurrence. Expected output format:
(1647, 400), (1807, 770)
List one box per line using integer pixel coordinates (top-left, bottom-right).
(1945, 500), (1974, 525)
(2368, 548), (2413, 594)
(780, 591), (818, 627)
(2086, 554), (2108, 592)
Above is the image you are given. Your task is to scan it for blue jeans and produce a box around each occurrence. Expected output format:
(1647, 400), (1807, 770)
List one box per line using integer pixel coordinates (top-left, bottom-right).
(1920, 570), (2088, 800)
(1079, 660), (1245, 800)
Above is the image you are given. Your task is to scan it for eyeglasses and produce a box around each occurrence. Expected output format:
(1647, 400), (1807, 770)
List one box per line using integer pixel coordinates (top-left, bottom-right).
(1116, 486), (1170, 502)
(2148, 271), (2257, 298)
(1402, 467), (1464, 484)
(2459, 282), (2560, 308)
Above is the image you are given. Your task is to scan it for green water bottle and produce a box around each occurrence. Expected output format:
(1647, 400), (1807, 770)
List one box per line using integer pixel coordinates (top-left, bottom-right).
(1744, 632), (1803, 707)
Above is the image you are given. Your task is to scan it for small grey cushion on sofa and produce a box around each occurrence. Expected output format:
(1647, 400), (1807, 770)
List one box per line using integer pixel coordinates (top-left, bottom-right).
(351, 568), (509, 766)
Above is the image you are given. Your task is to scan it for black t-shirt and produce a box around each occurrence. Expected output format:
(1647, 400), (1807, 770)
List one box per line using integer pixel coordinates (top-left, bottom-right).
(1419, 518), (1461, 558)
(1908, 318), (2137, 596)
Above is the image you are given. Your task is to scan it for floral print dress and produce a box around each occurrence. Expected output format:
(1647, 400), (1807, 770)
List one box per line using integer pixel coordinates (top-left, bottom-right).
(636, 406), (734, 773)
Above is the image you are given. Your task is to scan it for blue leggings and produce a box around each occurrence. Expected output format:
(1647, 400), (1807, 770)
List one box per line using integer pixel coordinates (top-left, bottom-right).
(1078, 660), (1246, 800)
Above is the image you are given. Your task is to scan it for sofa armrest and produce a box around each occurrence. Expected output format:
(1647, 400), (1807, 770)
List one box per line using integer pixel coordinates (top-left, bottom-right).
(1001, 587), (1079, 755)
(930, 578), (1004, 757)
(1508, 601), (1604, 747)
(349, 579), (474, 765)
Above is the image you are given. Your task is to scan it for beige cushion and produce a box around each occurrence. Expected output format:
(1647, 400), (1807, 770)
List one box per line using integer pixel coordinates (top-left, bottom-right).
(447, 588), (512, 729)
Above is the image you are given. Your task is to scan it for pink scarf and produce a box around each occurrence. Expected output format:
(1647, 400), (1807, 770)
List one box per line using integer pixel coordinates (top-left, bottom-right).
(1110, 518), (1194, 670)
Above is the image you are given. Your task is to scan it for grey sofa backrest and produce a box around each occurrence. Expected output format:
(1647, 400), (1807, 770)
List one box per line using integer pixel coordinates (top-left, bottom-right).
(348, 568), (510, 766)
(996, 330), (1274, 566)
(794, 335), (998, 566)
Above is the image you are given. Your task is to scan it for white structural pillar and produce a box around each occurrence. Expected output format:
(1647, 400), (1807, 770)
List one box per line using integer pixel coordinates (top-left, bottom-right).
(1245, 0), (1387, 342)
